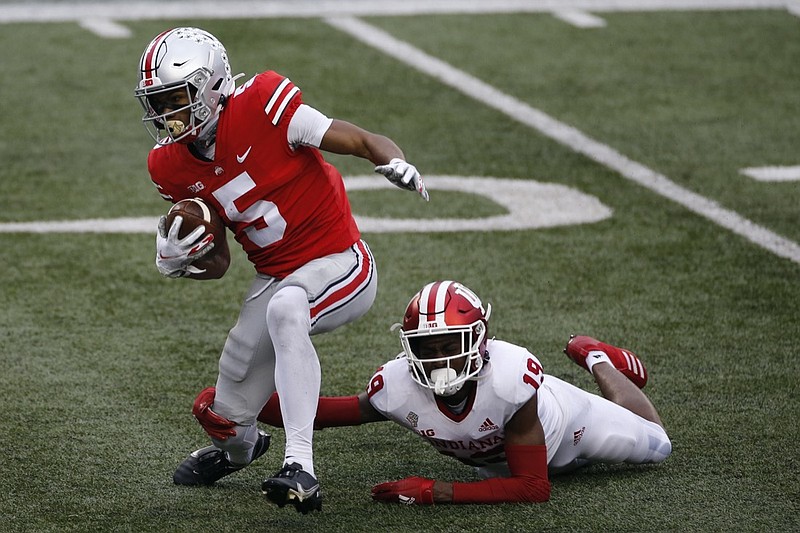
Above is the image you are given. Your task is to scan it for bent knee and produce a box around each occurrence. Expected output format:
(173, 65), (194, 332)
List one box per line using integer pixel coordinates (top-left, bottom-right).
(266, 286), (310, 332)
(648, 429), (672, 463)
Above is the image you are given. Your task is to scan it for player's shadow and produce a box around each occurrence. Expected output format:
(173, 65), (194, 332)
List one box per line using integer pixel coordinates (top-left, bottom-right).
(551, 461), (667, 492)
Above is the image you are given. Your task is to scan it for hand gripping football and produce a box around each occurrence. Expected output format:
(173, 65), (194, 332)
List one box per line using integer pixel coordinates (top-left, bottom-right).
(165, 198), (230, 278)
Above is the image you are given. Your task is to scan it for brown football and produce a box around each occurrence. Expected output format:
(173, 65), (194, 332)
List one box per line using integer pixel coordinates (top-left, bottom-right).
(165, 198), (230, 279)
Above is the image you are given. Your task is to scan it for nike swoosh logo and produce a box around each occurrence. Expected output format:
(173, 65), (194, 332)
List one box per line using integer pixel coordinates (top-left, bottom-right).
(237, 146), (252, 163)
(292, 482), (320, 500)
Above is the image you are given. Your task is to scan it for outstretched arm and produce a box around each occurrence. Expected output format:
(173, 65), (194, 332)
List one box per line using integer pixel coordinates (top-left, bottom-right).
(371, 395), (551, 505)
(320, 120), (429, 201)
(257, 390), (387, 429)
(191, 387), (386, 442)
(319, 119), (404, 165)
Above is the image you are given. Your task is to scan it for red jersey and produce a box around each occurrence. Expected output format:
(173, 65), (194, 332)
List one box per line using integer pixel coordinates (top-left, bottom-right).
(147, 71), (361, 278)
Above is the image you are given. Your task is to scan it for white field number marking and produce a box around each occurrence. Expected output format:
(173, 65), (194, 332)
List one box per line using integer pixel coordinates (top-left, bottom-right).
(325, 16), (800, 264)
(0, 176), (610, 234)
(346, 175), (611, 232)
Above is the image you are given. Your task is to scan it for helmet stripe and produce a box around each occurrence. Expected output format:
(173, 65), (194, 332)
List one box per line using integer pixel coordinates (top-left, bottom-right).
(140, 28), (173, 85)
(417, 282), (434, 323)
(433, 281), (452, 322)
(419, 280), (452, 326)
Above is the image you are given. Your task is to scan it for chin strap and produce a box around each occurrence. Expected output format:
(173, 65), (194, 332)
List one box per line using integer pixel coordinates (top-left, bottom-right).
(193, 119), (218, 148)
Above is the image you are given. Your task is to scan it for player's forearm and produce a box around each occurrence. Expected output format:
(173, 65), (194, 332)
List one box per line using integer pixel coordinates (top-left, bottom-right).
(257, 393), (365, 428)
(361, 133), (405, 166)
(320, 120), (405, 165)
(433, 480), (454, 502)
(448, 475), (550, 503)
(448, 445), (550, 504)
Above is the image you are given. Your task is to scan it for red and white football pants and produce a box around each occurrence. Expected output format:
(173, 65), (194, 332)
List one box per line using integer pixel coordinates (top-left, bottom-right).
(211, 240), (376, 469)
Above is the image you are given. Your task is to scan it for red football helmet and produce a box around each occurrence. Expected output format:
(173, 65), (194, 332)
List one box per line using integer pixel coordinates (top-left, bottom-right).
(399, 281), (492, 396)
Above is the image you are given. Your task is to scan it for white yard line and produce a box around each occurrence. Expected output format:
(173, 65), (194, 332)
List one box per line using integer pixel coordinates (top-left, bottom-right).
(0, 0), (790, 23)
(325, 15), (800, 265)
(3, 0), (798, 264)
(552, 10), (607, 28)
(78, 18), (131, 38)
(741, 166), (800, 182)
(0, 217), (159, 234)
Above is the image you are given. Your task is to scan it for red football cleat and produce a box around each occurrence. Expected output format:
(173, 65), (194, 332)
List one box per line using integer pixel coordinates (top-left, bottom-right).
(564, 335), (648, 389)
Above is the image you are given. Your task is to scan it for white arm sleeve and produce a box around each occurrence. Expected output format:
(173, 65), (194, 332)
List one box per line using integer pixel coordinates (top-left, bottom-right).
(287, 104), (333, 149)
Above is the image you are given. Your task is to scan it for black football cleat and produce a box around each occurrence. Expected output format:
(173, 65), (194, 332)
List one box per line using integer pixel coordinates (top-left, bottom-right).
(173, 430), (271, 486)
(261, 462), (322, 514)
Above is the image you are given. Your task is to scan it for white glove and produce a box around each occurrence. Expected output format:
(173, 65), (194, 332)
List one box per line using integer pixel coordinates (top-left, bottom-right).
(375, 158), (430, 201)
(155, 215), (214, 278)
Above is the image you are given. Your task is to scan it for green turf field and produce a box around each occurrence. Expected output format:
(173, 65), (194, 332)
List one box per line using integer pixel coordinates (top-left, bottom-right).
(1, 3), (799, 532)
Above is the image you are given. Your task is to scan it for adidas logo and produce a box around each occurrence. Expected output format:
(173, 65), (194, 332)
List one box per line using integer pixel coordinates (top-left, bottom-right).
(622, 350), (646, 379)
(573, 426), (585, 446)
(478, 417), (499, 432)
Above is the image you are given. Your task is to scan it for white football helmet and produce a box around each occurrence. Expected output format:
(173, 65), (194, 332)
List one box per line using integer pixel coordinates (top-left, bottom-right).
(135, 27), (235, 145)
(399, 281), (492, 396)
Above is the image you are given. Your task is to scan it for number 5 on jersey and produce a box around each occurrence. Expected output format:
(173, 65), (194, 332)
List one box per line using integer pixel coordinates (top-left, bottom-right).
(212, 171), (287, 248)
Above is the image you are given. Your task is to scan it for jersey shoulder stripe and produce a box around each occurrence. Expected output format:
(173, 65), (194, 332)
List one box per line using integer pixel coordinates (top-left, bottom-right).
(264, 77), (300, 126)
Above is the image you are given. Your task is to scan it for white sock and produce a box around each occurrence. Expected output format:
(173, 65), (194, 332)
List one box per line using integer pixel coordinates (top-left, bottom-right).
(586, 350), (613, 375)
(267, 285), (319, 477)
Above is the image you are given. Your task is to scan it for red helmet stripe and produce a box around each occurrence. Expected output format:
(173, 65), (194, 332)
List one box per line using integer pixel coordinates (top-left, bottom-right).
(140, 29), (173, 85)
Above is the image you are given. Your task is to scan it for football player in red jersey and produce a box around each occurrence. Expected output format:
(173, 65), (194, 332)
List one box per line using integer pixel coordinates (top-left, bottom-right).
(201, 281), (672, 505)
(134, 27), (429, 513)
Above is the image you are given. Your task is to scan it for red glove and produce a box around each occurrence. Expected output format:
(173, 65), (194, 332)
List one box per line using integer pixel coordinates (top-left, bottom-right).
(371, 476), (435, 505)
(192, 386), (237, 440)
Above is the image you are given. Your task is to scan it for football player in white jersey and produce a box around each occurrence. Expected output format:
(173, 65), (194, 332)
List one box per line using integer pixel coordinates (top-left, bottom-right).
(198, 280), (672, 505)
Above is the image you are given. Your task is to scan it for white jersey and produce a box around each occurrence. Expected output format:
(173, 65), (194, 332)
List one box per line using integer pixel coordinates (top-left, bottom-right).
(367, 339), (551, 475)
(366, 338), (671, 478)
